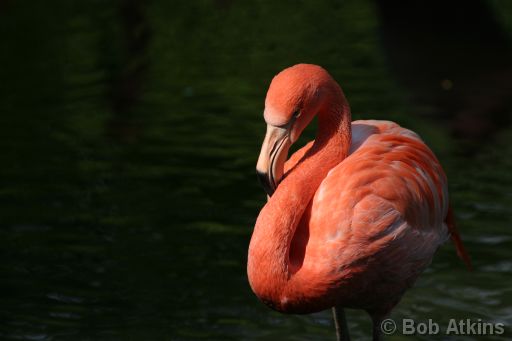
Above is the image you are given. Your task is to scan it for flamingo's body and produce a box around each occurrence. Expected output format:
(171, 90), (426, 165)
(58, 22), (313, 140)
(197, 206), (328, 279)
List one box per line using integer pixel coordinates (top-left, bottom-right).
(247, 64), (470, 340)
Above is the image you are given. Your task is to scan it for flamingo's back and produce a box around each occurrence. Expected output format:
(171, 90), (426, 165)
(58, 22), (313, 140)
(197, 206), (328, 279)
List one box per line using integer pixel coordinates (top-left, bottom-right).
(284, 120), (469, 313)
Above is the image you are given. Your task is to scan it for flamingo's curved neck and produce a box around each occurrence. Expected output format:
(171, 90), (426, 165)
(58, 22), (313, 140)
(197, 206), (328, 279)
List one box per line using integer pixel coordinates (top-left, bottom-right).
(248, 85), (351, 310)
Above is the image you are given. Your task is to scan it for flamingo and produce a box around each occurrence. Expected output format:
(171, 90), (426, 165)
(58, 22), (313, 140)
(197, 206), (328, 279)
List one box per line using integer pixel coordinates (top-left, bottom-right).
(247, 64), (471, 340)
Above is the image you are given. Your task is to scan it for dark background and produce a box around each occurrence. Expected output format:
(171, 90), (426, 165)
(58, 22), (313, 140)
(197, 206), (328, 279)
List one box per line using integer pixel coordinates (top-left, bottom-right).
(0, 0), (511, 340)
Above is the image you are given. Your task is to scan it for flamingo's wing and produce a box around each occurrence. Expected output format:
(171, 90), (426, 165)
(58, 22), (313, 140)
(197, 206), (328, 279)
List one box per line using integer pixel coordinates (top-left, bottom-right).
(301, 121), (451, 289)
(286, 120), (470, 275)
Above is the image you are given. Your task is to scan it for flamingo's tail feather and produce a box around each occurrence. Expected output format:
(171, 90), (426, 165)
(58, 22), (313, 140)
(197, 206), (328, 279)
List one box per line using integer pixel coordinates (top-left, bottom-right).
(446, 205), (473, 271)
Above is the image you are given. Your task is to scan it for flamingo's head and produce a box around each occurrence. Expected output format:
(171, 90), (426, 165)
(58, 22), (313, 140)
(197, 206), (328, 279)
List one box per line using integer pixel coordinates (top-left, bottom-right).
(256, 64), (339, 196)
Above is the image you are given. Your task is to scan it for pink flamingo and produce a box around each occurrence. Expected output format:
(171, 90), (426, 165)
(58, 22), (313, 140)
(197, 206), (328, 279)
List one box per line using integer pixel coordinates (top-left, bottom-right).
(247, 64), (471, 340)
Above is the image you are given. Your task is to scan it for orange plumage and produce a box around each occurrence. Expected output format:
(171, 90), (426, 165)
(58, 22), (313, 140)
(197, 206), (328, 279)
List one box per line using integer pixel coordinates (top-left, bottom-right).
(248, 64), (471, 340)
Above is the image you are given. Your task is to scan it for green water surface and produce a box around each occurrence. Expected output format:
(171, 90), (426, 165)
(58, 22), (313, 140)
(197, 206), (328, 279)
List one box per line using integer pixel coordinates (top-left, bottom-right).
(0, 1), (511, 340)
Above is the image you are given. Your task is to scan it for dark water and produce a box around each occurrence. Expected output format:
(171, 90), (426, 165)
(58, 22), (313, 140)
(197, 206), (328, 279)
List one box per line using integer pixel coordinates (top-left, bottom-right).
(1, 1), (511, 340)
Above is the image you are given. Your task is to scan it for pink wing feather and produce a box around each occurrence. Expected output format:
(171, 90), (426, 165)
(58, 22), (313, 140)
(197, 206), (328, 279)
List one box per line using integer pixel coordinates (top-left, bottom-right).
(284, 120), (471, 306)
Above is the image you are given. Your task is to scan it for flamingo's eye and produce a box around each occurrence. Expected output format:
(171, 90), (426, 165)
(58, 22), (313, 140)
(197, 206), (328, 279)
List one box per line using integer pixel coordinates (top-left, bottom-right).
(274, 109), (301, 129)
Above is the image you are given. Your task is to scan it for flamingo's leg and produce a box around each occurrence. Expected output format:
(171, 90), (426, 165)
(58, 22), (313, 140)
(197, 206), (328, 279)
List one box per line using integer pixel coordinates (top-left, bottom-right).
(332, 306), (350, 341)
(370, 313), (386, 341)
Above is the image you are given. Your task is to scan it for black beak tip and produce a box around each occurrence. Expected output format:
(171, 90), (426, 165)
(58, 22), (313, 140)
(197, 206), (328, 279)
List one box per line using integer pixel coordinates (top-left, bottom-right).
(256, 170), (275, 197)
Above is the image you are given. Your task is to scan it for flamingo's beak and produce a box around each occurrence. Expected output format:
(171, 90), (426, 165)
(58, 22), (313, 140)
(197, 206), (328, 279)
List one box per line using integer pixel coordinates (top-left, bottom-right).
(256, 124), (291, 196)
